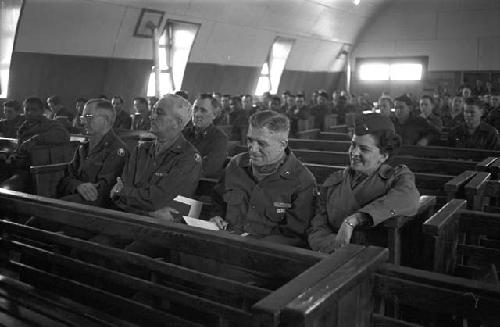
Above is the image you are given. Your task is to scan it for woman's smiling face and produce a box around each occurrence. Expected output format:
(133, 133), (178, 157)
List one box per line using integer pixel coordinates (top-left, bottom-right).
(349, 133), (388, 175)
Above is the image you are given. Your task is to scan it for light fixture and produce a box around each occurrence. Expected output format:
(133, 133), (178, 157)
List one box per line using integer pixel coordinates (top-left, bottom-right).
(353, 0), (360, 5)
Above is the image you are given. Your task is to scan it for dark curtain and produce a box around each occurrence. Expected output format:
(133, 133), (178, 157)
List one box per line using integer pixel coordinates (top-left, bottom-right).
(8, 52), (151, 112)
(182, 62), (260, 98)
(278, 70), (343, 99)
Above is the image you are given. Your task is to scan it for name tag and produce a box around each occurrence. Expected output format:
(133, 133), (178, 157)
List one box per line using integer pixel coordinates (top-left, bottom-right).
(273, 202), (291, 209)
(276, 208), (286, 214)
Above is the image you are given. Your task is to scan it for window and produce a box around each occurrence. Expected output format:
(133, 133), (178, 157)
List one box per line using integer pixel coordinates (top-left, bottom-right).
(0, 0), (22, 98)
(255, 37), (294, 95)
(147, 20), (199, 97)
(357, 57), (426, 81)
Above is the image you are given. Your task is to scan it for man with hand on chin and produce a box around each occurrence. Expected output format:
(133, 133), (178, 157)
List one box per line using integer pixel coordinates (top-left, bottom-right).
(210, 110), (316, 247)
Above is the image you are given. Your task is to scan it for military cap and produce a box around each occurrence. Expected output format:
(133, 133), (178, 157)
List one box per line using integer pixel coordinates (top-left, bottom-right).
(354, 113), (395, 135)
(317, 90), (329, 99)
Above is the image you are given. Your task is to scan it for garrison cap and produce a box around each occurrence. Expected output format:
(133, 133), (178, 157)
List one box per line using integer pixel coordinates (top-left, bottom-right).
(354, 113), (395, 135)
(317, 90), (329, 99)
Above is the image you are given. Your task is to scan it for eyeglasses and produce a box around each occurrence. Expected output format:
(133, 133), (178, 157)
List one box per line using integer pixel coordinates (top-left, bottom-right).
(79, 114), (104, 121)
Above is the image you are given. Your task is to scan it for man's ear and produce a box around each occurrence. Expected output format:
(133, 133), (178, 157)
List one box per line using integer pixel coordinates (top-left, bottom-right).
(281, 139), (288, 149)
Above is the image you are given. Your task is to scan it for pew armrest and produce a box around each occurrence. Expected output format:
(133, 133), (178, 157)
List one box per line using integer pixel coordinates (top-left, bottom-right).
(30, 162), (69, 175)
(475, 157), (498, 172)
(464, 171), (491, 210)
(422, 198), (466, 237)
(444, 170), (477, 201)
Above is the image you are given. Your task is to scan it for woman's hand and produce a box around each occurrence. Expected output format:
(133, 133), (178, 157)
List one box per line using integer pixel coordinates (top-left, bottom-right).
(334, 215), (358, 249)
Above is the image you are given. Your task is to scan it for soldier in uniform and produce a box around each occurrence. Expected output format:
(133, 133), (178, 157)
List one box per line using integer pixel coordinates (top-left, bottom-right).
(308, 113), (420, 253)
(0, 100), (25, 138)
(111, 96), (132, 131)
(393, 95), (440, 146)
(0, 97), (70, 191)
(58, 99), (128, 207)
(448, 97), (500, 150)
(442, 96), (464, 129)
(131, 97), (151, 131)
(110, 94), (202, 215)
(182, 94), (228, 178)
(210, 110), (316, 247)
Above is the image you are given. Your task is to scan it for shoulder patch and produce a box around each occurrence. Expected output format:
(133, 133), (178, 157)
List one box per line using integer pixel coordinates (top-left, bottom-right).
(117, 148), (126, 157)
(194, 153), (202, 163)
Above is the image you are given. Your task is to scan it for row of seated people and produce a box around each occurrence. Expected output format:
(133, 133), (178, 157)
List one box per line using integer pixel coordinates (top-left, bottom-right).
(378, 94), (500, 149)
(1, 94), (420, 257)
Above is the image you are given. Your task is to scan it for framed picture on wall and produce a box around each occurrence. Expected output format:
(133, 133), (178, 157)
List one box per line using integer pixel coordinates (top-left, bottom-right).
(134, 8), (165, 38)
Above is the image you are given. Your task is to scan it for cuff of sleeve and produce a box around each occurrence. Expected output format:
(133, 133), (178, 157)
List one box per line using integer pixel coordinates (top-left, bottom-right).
(358, 207), (395, 226)
(66, 179), (83, 194)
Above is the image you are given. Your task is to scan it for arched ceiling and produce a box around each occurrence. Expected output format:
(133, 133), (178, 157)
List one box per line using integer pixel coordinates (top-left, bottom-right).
(15, 0), (390, 71)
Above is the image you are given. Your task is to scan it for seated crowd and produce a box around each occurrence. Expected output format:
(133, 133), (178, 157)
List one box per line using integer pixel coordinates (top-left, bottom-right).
(0, 82), (498, 255)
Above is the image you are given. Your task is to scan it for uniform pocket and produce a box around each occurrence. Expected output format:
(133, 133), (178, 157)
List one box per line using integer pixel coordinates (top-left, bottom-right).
(265, 207), (286, 223)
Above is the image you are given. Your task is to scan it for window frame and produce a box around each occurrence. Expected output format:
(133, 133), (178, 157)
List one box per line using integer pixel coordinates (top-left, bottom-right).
(355, 56), (428, 82)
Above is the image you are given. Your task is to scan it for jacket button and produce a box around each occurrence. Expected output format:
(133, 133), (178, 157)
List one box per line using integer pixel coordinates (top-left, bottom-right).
(390, 209), (396, 215)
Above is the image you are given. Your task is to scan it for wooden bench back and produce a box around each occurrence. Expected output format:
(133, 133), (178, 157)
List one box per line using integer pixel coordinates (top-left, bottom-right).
(423, 198), (500, 280)
(0, 189), (392, 326)
(374, 263), (500, 327)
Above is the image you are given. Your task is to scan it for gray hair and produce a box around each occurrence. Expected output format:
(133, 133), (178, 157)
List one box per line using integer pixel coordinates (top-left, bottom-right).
(158, 94), (192, 128)
(249, 110), (289, 134)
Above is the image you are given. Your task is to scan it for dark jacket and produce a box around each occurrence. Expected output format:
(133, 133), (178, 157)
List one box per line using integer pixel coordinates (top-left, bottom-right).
(308, 164), (420, 253)
(58, 130), (128, 206)
(183, 124), (228, 178)
(114, 134), (202, 214)
(114, 110), (132, 130)
(131, 113), (151, 131)
(0, 116), (25, 138)
(17, 116), (70, 146)
(394, 116), (440, 145)
(214, 150), (316, 247)
(447, 121), (500, 150)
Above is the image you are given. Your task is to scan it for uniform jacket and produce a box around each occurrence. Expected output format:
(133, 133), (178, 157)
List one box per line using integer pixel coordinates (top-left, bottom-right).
(131, 113), (151, 131)
(487, 108), (500, 132)
(229, 110), (248, 141)
(58, 130), (128, 206)
(17, 116), (70, 146)
(114, 134), (202, 214)
(394, 116), (440, 145)
(215, 150), (316, 247)
(308, 164), (420, 253)
(0, 116), (25, 138)
(182, 124), (228, 178)
(447, 121), (500, 150)
(442, 113), (464, 129)
(114, 110), (132, 130)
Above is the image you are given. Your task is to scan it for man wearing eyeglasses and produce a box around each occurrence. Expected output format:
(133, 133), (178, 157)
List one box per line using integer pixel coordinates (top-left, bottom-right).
(57, 99), (128, 207)
(110, 94), (202, 217)
(182, 94), (228, 178)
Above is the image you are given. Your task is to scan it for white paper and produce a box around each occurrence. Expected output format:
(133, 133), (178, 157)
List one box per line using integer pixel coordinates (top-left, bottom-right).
(174, 195), (203, 218)
(183, 216), (220, 231)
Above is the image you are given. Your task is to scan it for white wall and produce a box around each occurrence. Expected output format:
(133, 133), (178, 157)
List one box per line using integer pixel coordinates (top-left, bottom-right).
(352, 0), (500, 71)
(15, 0), (388, 72)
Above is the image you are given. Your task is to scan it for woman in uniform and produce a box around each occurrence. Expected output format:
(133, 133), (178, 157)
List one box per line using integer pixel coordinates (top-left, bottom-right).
(308, 113), (420, 253)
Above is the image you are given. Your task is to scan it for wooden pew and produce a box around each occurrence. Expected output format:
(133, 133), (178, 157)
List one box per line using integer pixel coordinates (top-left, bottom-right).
(423, 198), (500, 279)
(372, 263), (500, 327)
(476, 156), (500, 179)
(0, 189), (388, 327)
